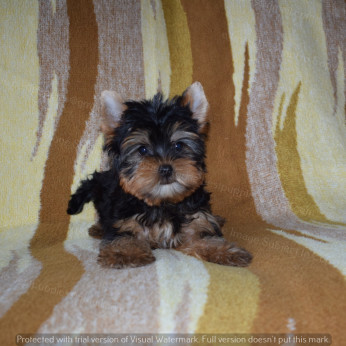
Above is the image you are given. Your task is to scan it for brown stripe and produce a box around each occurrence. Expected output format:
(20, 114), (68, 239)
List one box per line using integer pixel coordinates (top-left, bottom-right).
(181, 0), (268, 333)
(38, 246), (160, 333)
(0, 1), (98, 342)
(181, 0), (264, 230)
(247, 225), (346, 344)
(180, 1), (346, 340)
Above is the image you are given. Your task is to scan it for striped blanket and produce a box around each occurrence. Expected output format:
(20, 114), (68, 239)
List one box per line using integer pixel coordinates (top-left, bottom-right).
(0, 0), (345, 345)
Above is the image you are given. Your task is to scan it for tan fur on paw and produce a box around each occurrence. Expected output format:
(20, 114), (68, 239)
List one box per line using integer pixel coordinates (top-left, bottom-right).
(222, 244), (253, 267)
(98, 237), (155, 269)
(88, 223), (104, 239)
(176, 237), (252, 267)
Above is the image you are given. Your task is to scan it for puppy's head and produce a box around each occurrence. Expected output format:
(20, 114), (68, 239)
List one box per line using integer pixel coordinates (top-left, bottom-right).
(101, 82), (209, 206)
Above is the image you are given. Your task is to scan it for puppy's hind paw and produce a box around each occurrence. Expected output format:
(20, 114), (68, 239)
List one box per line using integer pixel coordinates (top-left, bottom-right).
(225, 245), (253, 267)
(176, 237), (252, 267)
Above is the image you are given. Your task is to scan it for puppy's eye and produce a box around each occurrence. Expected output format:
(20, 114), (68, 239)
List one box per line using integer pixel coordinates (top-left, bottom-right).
(174, 141), (184, 152)
(138, 146), (148, 156)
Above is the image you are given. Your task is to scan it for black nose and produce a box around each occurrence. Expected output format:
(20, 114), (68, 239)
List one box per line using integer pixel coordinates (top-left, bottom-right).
(159, 164), (173, 178)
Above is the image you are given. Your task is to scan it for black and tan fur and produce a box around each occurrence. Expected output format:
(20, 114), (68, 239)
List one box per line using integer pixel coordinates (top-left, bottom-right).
(67, 82), (252, 268)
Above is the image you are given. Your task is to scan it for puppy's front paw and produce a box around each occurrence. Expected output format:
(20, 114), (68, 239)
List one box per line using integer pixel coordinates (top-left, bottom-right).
(98, 237), (155, 269)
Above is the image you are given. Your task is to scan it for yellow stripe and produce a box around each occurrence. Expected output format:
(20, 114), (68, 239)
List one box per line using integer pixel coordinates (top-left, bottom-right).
(273, 0), (346, 223)
(161, 0), (193, 97)
(275, 83), (344, 225)
(196, 263), (260, 333)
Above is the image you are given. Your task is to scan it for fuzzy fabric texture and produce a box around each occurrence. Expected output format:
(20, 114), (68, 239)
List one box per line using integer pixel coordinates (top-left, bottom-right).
(0, 0), (345, 344)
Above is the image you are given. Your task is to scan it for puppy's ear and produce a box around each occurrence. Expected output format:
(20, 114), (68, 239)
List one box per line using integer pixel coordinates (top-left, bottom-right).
(100, 90), (126, 135)
(181, 82), (209, 131)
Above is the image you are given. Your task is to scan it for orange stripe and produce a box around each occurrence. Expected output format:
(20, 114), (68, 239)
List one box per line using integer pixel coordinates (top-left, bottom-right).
(180, 1), (346, 341)
(180, 0), (264, 230)
(0, 1), (98, 342)
(249, 227), (346, 342)
(180, 0), (266, 333)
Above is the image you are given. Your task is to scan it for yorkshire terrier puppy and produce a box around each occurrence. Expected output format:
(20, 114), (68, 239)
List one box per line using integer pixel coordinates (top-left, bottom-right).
(67, 82), (252, 269)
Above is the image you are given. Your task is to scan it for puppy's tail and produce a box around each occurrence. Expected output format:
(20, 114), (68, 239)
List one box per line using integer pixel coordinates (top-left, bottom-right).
(67, 177), (96, 215)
